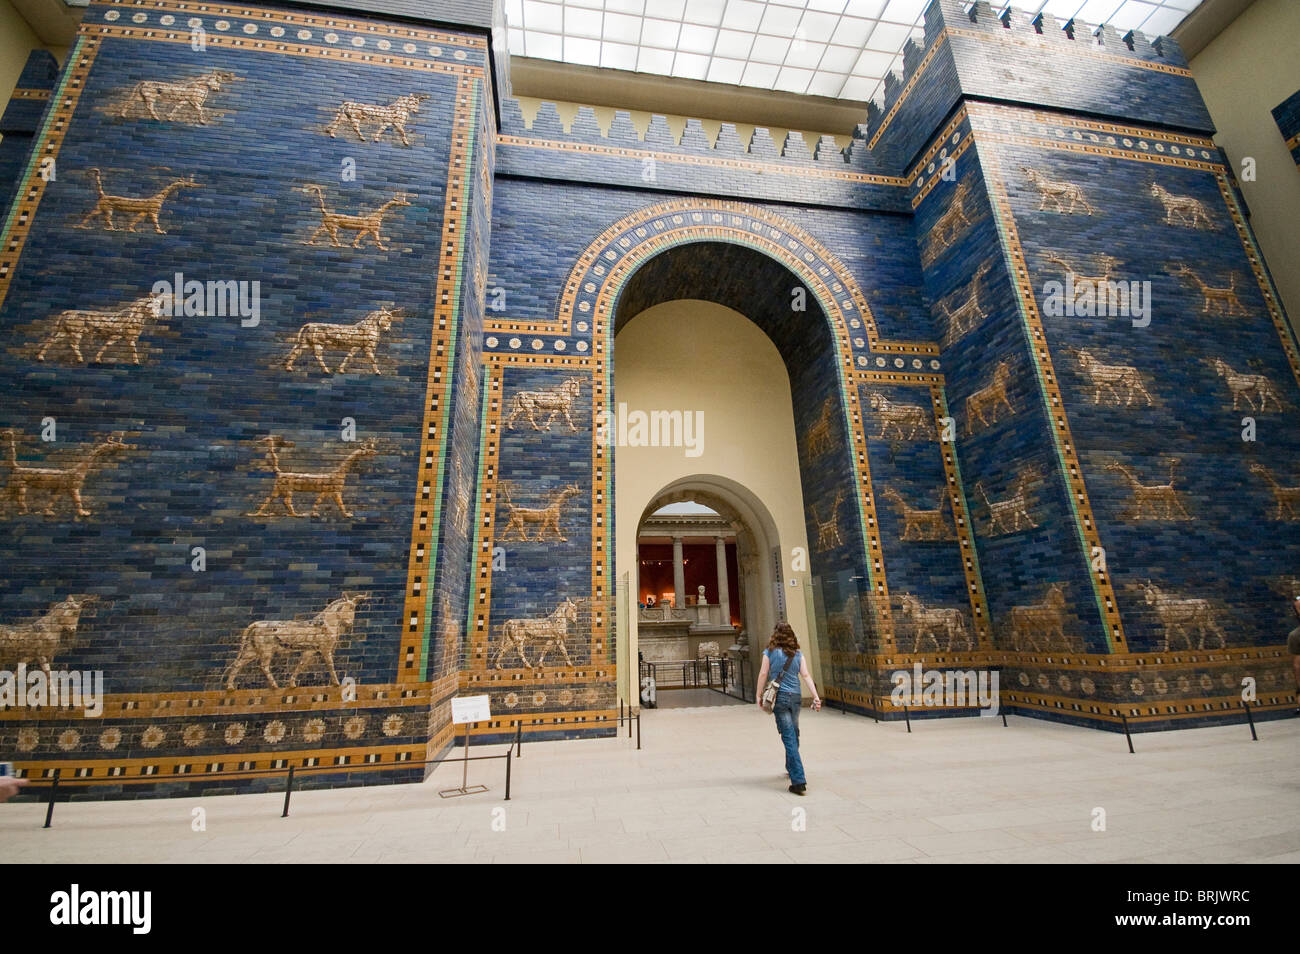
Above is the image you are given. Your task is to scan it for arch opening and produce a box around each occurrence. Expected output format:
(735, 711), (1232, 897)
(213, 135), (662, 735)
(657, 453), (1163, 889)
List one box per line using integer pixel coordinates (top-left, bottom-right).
(609, 238), (875, 707)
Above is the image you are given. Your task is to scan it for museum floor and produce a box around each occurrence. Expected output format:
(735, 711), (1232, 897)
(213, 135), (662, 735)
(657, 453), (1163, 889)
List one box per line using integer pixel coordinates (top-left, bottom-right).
(5, 707), (1298, 864)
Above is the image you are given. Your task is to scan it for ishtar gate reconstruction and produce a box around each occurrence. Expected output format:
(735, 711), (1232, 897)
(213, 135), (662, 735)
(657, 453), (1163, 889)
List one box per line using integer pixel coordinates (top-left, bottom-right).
(0, 0), (1297, 815)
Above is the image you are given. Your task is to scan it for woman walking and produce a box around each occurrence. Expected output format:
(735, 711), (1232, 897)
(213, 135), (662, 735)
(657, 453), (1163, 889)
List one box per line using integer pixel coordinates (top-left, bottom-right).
(756, 622), (821, 795)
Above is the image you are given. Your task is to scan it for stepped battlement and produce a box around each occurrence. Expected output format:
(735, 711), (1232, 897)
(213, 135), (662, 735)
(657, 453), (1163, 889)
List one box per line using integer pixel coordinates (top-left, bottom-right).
(496, 0), (1199, 176)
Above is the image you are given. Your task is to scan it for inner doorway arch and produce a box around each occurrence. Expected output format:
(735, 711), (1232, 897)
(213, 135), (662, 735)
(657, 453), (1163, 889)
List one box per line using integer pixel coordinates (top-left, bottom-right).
(629, 473), (795, 698)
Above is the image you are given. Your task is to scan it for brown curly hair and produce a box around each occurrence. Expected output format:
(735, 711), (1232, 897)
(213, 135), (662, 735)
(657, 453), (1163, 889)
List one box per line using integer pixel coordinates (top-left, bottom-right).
(768, 622), (799, 657)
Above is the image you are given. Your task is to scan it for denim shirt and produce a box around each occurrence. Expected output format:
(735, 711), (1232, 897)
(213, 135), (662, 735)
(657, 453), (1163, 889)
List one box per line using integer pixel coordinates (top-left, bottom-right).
(765, 648), (801, 695)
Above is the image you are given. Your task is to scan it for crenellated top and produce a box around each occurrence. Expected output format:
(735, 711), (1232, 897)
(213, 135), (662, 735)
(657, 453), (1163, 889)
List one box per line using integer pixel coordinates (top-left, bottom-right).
(495, 0), (1206, 178)
(498, 97), (891, 175)
(862, 0), (1195, 145)
(949, 0), (1190, 66)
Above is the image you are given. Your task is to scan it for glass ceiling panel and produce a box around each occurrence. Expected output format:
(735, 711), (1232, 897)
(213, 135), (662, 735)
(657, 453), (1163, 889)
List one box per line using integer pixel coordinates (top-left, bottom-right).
(507, 0), (1204, 105)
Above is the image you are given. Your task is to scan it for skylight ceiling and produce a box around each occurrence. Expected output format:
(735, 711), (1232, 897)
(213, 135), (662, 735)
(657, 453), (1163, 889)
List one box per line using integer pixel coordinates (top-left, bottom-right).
(504, 0), (1205, 106)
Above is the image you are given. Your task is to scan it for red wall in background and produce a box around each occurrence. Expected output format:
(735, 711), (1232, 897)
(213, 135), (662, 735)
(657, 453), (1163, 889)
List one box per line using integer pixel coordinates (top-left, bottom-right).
(637, 542), (739, 625)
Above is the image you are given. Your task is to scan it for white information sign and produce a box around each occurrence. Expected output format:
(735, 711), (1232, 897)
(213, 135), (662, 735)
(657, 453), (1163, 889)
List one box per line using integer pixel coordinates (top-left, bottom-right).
(451, 694), (491, 725)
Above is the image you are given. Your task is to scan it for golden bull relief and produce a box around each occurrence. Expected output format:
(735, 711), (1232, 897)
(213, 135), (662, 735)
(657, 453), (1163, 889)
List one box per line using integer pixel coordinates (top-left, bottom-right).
(965, 361), (1015, 435)
(284, 305), (402, 374)
(492, 598), (580, 670)
(36, 293), (165, 365)
(117, 70), (243, 125)
(1139, 582), (1226, 651)
(898, 593), (970, 653)
(325, 93), (430, 145)
(225, 593), (368, 689)
(1207, 358), (1283, 412)
(1022, 167), (1097, 215)
(505, 377), (582, 432)
(0, 595), (97, 677)
(1061, 347), (1153, 407)
(1007, 583), (1071, 653)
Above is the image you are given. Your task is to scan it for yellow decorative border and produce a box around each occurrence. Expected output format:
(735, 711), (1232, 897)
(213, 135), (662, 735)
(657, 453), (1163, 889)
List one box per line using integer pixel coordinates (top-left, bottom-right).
(1213, 172), (1300, 390)
(907, 106), (972, 208)
(868, 30), (948, 151)
(0, 682), (432, 720)
(87, 0), (486, 48)
(0, 37), (98, 306)
(398, 73), (482, 683)
(522, 197), (936, 354)
(88, 23), (484, 76)
(830, 644), (1290, 670)
(930, 385), (991, 647)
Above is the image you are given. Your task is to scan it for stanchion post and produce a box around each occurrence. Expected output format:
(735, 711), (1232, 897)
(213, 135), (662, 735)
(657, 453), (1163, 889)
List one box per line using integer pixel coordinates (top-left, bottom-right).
(1120, 714), (1135, 753)
(281, 764), (295, 818)
(1001, 711), (1008, 727)
(461, 722), (473, 792)
(636, 709), (641, 751)
(43, 768), (60, 829)
(515, 721), (522, 758)
(903, 704), (911, 734)
(1243, 701), (1258, 741)
(627, 706), (632, 739)
(505, 749), (512, 801)
(871, 694), (878, 723)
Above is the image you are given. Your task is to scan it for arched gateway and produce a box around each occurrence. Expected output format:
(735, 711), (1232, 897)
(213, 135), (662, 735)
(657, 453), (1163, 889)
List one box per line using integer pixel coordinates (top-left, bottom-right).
(477, 198), (991, 728)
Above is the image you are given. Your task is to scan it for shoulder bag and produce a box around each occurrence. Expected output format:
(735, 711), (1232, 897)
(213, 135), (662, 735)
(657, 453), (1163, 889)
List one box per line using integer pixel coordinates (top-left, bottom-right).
(760, 651), (795, 713)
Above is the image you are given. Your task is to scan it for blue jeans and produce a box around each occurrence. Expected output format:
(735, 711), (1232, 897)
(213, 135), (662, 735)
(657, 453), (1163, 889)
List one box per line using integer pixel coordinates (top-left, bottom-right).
(773, 692), (805, 786)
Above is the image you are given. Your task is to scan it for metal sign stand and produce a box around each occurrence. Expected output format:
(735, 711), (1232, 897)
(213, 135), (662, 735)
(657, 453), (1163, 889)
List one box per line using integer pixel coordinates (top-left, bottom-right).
(439, 720), (490, 798)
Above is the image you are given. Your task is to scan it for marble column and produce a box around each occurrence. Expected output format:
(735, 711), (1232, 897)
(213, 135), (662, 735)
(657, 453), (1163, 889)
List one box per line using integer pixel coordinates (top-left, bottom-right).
(672, 536), (685, 609)
(715, 536), (730, 626)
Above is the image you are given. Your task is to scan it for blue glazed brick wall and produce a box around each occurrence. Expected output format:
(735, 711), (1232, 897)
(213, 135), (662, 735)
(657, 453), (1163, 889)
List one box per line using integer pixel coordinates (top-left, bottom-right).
(0, 51), (60, 222)
(1273, 90), (1300, 167)
(966, 101), (1299, 721)
(0, 0), (493, 789)
(4, 0), (1298, 797)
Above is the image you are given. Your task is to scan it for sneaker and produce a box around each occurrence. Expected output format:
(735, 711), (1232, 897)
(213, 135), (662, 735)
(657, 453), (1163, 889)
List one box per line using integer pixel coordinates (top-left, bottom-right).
(788, 783), (806, 795)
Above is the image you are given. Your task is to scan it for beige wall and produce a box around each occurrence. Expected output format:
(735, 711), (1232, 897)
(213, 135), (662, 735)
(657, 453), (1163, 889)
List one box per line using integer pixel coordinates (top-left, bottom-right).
(0, 0), (41, 106)
(1190, 0), (1300, 335)
(0, 0), (68, 150)
(513, 96), (851, 154)
(614, 300), (820, 702)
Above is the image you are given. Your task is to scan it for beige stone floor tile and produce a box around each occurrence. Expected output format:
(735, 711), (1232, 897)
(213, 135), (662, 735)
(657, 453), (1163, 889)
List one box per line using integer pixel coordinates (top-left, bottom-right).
(4, 707), (1296, 864)
(903, 828), (1034, 857)
(784, 837), (922, 863)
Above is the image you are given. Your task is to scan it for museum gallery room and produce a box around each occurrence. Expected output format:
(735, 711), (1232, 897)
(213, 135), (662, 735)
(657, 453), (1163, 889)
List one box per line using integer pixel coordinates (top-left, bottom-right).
(0, 0), (1296, 896)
